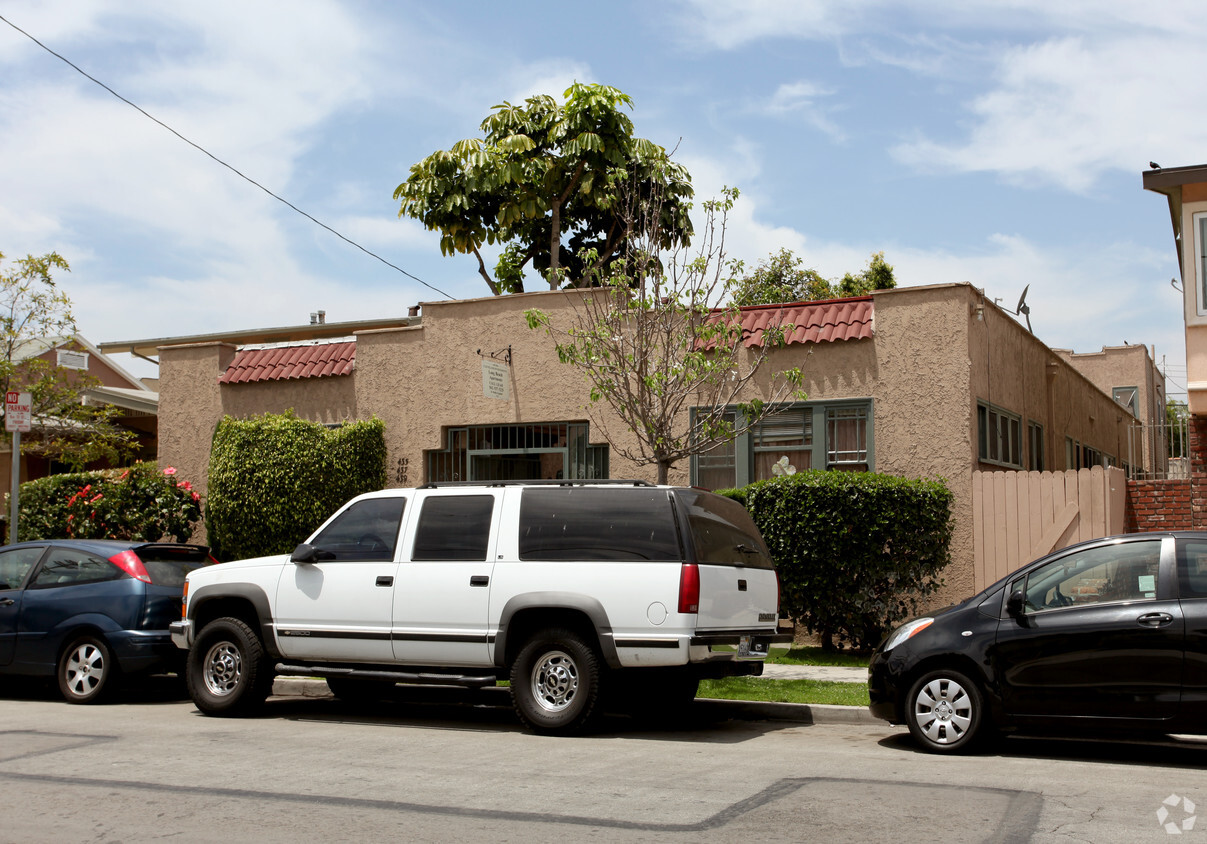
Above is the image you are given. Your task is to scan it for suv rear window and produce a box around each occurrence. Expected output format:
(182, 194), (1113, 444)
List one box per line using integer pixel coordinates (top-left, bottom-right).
(678, 490), (775, 569)
(519, 488), (681, 561)
(137, 546), (213, 587)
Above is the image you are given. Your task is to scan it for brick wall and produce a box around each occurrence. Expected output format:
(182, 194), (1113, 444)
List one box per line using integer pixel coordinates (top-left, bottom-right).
(1127, 415), (1207, 532)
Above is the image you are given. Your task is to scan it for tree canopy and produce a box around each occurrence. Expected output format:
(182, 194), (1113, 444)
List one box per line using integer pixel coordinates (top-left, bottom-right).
(395, 83), (694, 295)
(0, 250), (136, 468)
(526, 187), (804, 484)
(732, 248), (897, 306)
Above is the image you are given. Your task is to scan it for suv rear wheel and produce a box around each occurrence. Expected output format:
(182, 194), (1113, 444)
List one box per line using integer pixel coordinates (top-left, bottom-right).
(187, 617), (273, 717)
(510, 628), (601, 735)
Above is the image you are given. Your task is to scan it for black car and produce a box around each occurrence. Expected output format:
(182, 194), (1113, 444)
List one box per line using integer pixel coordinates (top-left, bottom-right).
(869, 531), (1207, 753)
(0, 539), (212, 703)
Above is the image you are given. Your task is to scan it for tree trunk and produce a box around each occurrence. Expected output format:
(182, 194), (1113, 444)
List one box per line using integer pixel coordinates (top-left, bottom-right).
(548, 199), (562, 289)
(656, 460), (669, 486)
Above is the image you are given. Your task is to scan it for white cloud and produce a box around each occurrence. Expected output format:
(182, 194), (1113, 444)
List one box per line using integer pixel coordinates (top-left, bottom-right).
(893, 34), (1207, 191)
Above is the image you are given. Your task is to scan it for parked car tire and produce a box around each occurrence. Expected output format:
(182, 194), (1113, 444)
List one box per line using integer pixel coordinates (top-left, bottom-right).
(58, 634), (116, 704)
(510, 628), (601, 735)
(187, 617), (273, 717)
(905, 668), (987, 754)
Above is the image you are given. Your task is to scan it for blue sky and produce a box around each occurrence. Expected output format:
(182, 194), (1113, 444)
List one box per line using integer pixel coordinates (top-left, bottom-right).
(0, 1), (1195, 393)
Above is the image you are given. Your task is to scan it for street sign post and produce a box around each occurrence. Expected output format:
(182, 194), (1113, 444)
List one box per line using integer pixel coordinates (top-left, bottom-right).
(5, 391), (30, 543)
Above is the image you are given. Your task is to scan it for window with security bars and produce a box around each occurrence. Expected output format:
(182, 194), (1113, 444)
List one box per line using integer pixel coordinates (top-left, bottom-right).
(826, 406), (868, 471)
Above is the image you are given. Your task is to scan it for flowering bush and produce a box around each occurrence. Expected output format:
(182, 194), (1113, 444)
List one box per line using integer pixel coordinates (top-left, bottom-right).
(13, 462), (202, 542)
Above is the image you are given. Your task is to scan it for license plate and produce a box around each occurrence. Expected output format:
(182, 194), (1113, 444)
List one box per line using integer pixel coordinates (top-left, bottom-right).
(738, 635), (767, 659)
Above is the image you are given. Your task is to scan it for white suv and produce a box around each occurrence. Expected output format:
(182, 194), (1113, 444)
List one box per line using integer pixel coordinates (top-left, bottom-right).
(171, 480), (786, 734)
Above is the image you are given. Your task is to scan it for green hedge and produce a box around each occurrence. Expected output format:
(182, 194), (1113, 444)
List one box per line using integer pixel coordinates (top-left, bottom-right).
(205, 412), (387, 561)
(14, 462), (202, 542)
(721, 470), (953, 651)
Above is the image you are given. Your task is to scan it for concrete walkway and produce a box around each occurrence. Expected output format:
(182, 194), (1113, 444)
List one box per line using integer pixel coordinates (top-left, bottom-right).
(760, 663), (867, 683)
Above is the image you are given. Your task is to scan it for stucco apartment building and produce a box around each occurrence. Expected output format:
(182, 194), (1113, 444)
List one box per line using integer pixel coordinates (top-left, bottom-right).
(108, 281), (1161, 602)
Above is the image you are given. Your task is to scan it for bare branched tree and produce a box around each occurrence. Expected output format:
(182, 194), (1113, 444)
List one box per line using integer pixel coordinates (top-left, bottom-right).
(525, 182), (805, 484)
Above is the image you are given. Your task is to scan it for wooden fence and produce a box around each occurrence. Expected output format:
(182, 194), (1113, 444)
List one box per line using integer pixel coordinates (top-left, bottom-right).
(971, 466), (1127, 591)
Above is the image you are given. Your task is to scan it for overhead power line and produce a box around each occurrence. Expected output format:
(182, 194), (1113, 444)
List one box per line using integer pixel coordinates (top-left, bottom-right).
(0, 13), (453, 300)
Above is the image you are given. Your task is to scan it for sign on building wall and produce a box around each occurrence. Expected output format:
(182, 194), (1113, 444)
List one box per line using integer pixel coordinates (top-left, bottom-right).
(482, 359), (510, 401)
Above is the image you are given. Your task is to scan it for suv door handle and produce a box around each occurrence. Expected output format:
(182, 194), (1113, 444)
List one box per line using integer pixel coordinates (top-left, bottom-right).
(470, 576), (489, 587)
(1137, 612), (1173, 628)
(376, 576), (394, 587)
(0, 598), (13, 606)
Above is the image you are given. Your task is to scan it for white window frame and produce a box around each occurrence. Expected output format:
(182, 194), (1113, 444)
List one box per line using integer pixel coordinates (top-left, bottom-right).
(1195, 211), (1207, 317)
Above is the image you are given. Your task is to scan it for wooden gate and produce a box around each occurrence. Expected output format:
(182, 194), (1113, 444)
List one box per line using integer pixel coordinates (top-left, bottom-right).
(972, 466), (1127, 590)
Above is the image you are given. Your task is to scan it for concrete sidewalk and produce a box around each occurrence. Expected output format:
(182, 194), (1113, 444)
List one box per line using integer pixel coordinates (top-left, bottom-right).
(271, 663), (879, 727)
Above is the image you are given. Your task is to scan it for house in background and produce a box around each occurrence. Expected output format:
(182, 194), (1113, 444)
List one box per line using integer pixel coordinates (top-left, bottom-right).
(0, 334), (158, 503)
(1137, 163), (1207, 528)
(109, 281), (1162, 603)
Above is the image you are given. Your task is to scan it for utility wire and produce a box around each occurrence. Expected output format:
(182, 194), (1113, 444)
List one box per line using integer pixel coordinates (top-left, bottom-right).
(0, 13), (454, 300)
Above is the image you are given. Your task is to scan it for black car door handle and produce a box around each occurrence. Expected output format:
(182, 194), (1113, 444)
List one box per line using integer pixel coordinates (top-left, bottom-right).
(1137, 612), (1173, 628)
(376, 576), (394, 587)
(470, 576), (489, 587)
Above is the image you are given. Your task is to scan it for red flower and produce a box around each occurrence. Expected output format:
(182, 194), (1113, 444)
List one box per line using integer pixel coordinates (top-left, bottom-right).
(89, 493), (103, 504)
(163, 467), (177, 476)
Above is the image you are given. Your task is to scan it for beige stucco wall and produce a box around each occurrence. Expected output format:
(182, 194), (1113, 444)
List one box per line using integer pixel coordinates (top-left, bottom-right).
(155, 282), (1141, 609)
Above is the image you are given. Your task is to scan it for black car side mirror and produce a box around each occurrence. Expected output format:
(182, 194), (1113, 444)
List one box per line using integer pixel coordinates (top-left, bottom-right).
(290, 543), (319, 564)
(1006, 589), (1026, 617)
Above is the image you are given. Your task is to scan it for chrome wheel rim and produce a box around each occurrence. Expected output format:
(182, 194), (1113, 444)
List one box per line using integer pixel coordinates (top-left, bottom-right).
(530, 650), (579, 713)
(914, 677), (974, 745)
(64, 642), (106, 698)
(202, 641), (243, 697)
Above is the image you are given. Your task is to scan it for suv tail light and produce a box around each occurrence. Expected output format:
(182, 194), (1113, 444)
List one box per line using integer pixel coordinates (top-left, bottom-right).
(109, 550), (152, 584)
(678, 563), (699, 614)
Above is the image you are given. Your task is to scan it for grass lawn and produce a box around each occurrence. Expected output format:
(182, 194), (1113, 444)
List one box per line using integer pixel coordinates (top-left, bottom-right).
(698, 676), (869, 707)
(765, 646), (870, 669)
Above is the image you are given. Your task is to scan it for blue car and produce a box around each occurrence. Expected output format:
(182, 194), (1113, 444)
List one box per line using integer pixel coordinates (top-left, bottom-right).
(0, 539), (213, 703)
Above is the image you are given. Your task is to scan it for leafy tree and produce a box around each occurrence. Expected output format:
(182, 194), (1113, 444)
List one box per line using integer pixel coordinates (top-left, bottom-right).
(526, 186), (805, 484)
(0, 251), (136, 469)
(732, 248), (896, 306)
(395, 83), (694, 294)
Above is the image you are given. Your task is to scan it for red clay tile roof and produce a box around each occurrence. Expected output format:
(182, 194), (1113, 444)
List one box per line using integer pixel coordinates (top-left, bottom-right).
(218, 341), (356, 384)
(731, 297), (874, 347)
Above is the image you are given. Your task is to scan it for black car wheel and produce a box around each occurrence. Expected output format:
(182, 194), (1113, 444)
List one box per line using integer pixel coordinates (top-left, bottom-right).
(905, 668), (986, 754)
(187, 617), (273, 717)
(510, 628), (601, 735)
(58, 635), (116, 704)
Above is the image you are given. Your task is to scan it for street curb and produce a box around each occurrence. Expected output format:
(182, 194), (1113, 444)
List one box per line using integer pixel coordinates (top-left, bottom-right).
(270, 678), (881, 727)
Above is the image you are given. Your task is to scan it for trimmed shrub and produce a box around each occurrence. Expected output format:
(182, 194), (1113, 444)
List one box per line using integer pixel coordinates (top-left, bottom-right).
(720, 470), (953, 651)
(15, 462), (202, 542)
(205, 412), (387, 561)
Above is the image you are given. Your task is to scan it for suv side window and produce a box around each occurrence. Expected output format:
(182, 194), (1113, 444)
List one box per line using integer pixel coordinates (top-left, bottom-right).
(518, 488), (680, 561)
(31, 549), (123, 588)
(310, 497), (406, 562)
(412, 495), (494, 561)
(0, 547), (44, 590)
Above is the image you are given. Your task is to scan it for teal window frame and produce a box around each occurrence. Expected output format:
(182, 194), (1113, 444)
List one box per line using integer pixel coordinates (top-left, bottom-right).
(690, 399), (874, 489)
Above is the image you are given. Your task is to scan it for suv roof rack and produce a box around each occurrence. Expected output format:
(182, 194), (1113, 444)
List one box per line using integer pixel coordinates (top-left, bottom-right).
(417, 479), (655, 489)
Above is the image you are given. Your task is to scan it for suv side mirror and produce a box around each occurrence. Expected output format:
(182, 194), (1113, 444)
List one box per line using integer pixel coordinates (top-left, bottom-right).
(1006, 589), (1026, 617)
(290, 543), (319, 564)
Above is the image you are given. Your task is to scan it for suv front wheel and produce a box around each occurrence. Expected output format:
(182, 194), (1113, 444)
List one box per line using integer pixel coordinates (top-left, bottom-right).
(510, 628), (601, 735)
(187, 617), (274, 717)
